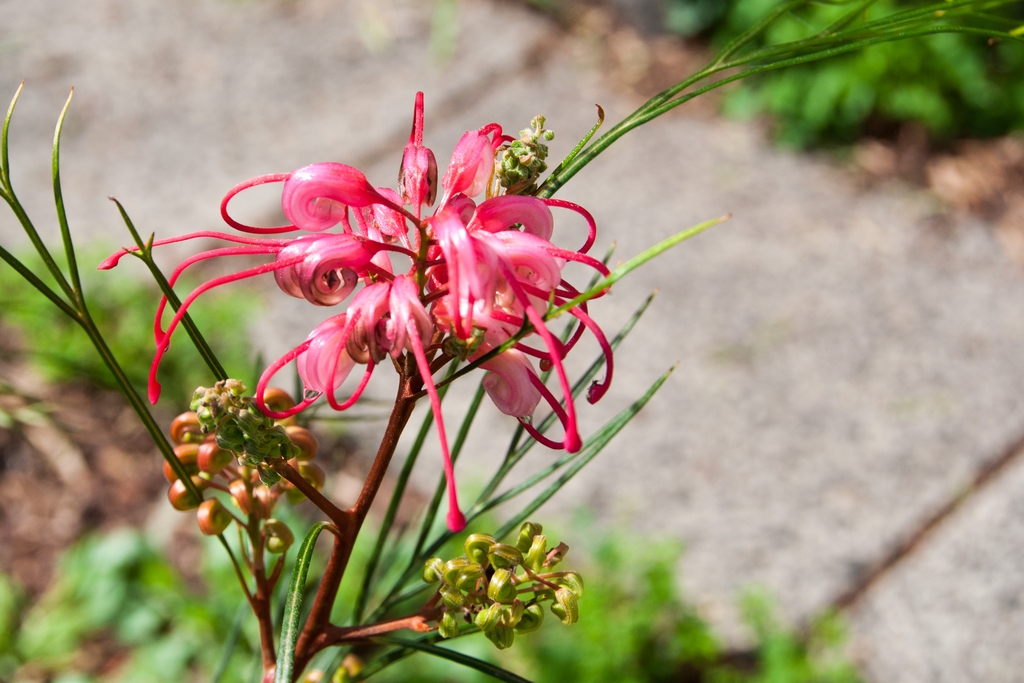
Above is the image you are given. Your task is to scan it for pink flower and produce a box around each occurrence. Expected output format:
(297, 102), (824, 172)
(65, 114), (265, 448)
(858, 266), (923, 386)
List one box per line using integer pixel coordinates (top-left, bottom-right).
(103, 92), (615, 532)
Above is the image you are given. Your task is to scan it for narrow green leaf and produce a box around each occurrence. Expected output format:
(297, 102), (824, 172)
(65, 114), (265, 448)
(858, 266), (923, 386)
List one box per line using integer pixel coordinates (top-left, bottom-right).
(538, 104), (605, 197)
(372, 635), (534, 683)
(110, 197), (228, 381)
(1, 81), (23, 192)
(275, 521), (334, 683)
(494, 364), (676, 540)
(52, 88), (82, 300)
(0, 243), (78, 320)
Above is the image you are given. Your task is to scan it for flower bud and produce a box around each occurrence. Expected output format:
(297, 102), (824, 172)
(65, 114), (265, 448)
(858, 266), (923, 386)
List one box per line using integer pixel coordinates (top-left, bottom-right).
(550, 587), (579, 625)
(262, 387), (296, 414)
(442, 557), (470, 587)
(487, 568), (518, 604)
(197, 498), (233, 535)
(464, 533), (496, 566)
(505, 599), (525, 629)
(330, 655), (363, 683)
(439, 583), (464, 610)
(525, 535), (547, 571)
(253, 485), (276, 519)
(487, 543), (522, 570)
(484, 624), (514, 650)
(474, 602), (503, 632)
(515, 522), (543, 553)
(285, 485), (306, 505)
(544, 541), (569, 568)
(163, 443), (200, 482)
(454, 563), (484, 592)
(438, 611), (459, 639)
(170, 411), (203, 444)
(197, 439), (233, 474)
(514, 603), (544, 634)
(551, 572), (584, 599)
(285, 425), (318, 461)
(298, 461), (326, 490)
(168, 479), (201, 511)
(229, 479), (253, 515)
(423, 557), (445, 583)
(300, 670), (323, 683)
(264, 519), (294, 554)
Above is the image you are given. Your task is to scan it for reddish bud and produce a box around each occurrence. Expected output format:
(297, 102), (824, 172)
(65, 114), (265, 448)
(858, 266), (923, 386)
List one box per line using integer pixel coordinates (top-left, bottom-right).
(197, 439), (233, 474)
(169, 412), (203, 445)
(285, 425), (318, 461)
(229, 479), (253, 516)
(253, 484), (276, 519)
(168, 479), (201, 511)
(163, 443), (200, 482)
(262, 387), (296, 414)
(264, 518), (294, 554)
(197, 498), (232, 535)
(298, 461), (326, 491)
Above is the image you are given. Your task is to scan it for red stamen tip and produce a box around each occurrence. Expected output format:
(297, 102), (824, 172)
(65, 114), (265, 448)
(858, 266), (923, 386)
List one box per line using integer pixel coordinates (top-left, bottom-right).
(446, 508), (467, 532)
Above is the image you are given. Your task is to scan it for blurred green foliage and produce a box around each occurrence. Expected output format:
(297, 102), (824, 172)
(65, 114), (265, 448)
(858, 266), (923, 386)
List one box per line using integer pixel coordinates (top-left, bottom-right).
(0, 250), (256, 410)
(669, 0), (1024, 146)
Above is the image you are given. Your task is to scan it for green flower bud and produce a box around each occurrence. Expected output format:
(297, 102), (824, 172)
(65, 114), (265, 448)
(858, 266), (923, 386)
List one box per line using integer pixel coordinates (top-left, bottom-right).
(544, 541), (569, 568)
(550, 587), (579, 625)
(484, 624), (515, 650)
(264, 519), (294, 554)
(422, 557), (445, 583)
(525, 535), (547, 571)
(439, 583), (465, 610)
(438, 611), (460, 639)
(488, 543), (523, 570)
(474, 602), (504, 632)
(464, 533), (496, 566)
(196, 498), (232, 535)
(505, 599), (525, 628)
(551, 571), (584, 599)
(442, 557), (470, 587)
(455, 563), (484, 592)
(515, 522), (543, 553)
(298, 461), (326, 490)
(487, 568), (518, 604)
(514, 603), (544, 634)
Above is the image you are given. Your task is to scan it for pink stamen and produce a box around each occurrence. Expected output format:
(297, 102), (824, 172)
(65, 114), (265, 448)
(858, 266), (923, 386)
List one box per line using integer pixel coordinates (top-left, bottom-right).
(520, 372), (572, 450)
(541, 199), (598, 254)
(569, 306), (613, 403)
(407, 320), (465, 532)
(221, 173), (298, 234)
(256, 340), (320, 419)
(149, 255), (305, 403)
(98, 231), (290, 270)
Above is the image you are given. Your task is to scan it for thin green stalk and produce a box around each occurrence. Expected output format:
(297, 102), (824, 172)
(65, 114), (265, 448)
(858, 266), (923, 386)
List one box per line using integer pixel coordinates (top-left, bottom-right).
(0, 243), (78, 319)
(52, 89), (82, 301)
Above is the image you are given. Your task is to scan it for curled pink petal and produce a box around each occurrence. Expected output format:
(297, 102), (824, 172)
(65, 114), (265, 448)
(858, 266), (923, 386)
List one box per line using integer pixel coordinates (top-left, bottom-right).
(481, 349), (542, 418)
(274, 234), (375, 306)
(221, 173), (298, 234)
(388, 274), (433, 357)
(299, 314), (358, 395)
(440, 124), (503, 205)
(490, 231), (562, 292)
(282, 163), (399, 232)
(431, 206), (499, 339)
(256, 340), (319, 419)
(470, 195), (554, 241)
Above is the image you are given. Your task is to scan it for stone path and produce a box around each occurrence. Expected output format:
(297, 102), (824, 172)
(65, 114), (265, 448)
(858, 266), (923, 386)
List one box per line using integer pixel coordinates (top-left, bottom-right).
(2, 1), (1023, 680)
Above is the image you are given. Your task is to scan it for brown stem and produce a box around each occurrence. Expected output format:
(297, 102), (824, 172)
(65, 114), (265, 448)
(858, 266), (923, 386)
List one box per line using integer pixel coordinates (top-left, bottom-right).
(291, 376), (418, 675)
(248, 513), (277, 675)
(317, 606), (443, 648)
(272, 460), (350, 529)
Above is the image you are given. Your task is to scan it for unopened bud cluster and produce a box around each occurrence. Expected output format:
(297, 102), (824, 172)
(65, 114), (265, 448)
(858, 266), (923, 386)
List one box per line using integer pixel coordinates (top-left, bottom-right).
(423, 521), (583, 650)
(495, 116), (554, 195)
(167, 384), (325, 550)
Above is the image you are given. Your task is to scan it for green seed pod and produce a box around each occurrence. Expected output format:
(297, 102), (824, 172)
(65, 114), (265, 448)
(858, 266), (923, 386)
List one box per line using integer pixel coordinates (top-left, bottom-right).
(167, 479), (200, 511)
(485, 624), (515, 650)
(550, 587), (579, 625)
(285, 485), (306, 505)
(455, 563), (484, 592)
(298, 461), (326, 490)
(514, 602), (545, 634)
(504, 599), (525, 629)
(487, 568), (518, 604)
(474, 602), (504, 632)
(552, 571), (584, 599)
(442, 557), (470, 587)
(196, 498), (232, 535)
(422, 557), (445, 583)
(488, 543), (523, 570)
(285, 425), (318, 461)
(439, 583), (465, 610)
(264, 519), (294, 554)
(464, 533), (496, 566)
(516, 522), (543, 553)
(525, 535), (547, 571)
(438, 611), (460, 639)
(544, 541), (569, 568)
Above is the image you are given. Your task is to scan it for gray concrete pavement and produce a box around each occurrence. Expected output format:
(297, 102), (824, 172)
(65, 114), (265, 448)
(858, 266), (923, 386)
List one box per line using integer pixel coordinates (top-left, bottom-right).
(2, 0), (1023, 680)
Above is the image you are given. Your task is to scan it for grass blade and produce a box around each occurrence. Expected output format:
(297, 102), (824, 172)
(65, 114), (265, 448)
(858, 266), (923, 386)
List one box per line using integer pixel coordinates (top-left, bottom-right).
(372, 635), (533, 683)
(275, 521), (334, 683)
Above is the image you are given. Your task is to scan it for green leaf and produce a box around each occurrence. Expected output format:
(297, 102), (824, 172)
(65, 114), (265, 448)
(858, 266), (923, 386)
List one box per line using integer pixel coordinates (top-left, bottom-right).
(371, 635), (535, 683)
(52, 88), (82, 300)
(275, 521), (334, 683)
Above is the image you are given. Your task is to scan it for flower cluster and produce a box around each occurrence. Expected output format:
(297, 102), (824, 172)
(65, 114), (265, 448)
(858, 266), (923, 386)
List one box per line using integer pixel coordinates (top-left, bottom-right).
(423, 522), (583, 650)
(164, 383), (322, 547)
(101, 93), (613, 531)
